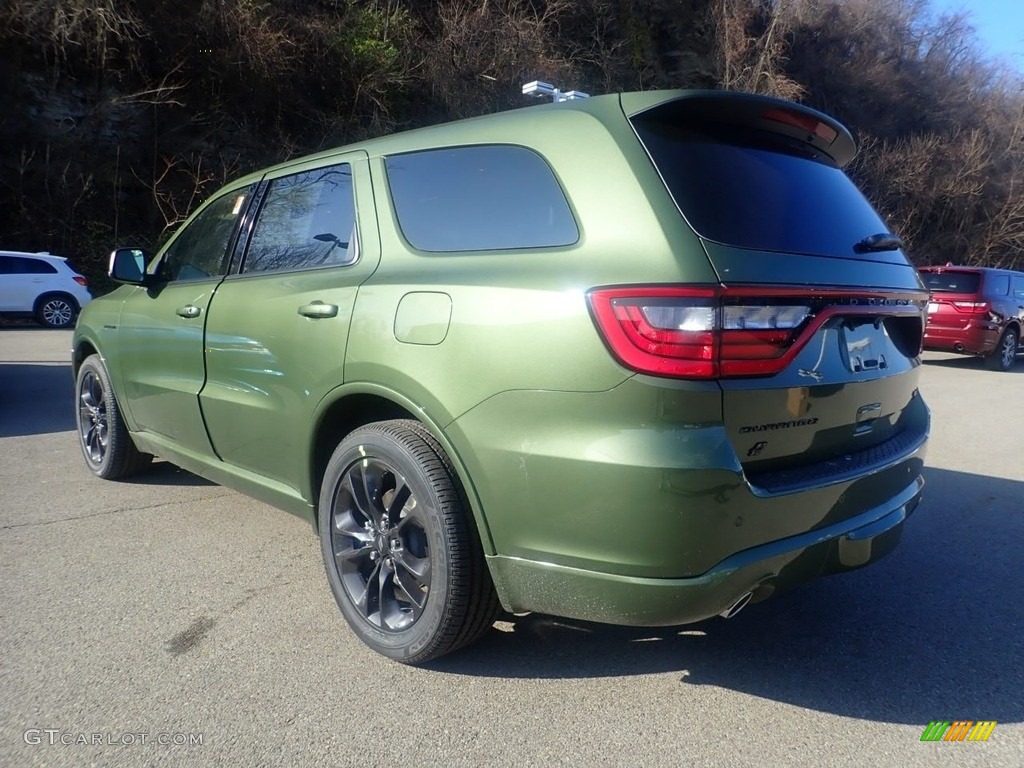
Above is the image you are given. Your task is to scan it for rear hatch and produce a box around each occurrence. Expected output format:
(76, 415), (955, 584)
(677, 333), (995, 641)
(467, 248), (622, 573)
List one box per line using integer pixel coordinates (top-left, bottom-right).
(919, 267), (985, 332)
(597, 92), (929, 491)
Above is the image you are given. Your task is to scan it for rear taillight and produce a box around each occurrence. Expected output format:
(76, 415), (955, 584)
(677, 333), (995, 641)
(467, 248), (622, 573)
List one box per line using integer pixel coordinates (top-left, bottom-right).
(951, 300), (989, 314)
(588, 286), (923, 379)
(73, 275), (88, 287)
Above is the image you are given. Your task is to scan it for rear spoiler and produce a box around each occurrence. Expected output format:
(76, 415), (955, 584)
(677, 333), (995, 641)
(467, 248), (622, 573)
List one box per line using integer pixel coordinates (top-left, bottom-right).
(621, 90), (857, 167)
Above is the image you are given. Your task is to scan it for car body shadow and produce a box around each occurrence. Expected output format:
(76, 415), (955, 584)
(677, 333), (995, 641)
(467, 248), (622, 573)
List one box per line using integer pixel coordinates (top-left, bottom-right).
(122, 460), (216, 487)
(433, 468), (1024, 727)
(0, 363), (75, 437)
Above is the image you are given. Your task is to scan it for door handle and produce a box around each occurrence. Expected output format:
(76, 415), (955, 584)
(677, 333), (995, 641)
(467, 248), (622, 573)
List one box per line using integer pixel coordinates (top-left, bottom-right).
(298, 301), (338, 319)
(176, 305), (201, 318)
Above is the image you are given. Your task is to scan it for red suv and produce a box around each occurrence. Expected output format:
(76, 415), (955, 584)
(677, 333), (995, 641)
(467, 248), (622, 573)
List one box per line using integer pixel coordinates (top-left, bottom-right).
(919, 266), (1024, 371)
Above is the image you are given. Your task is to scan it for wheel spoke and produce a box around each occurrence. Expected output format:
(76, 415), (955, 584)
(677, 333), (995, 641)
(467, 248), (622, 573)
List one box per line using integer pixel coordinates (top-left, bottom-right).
(345, 461), (387, 530)
(394, 550), (430, 581)
(385, 480), (412, 519)
(332, 507), (372, 543)
(378, 560), (414, 630)
(353, 560), (382, 621)
(392, 559), (428, 610)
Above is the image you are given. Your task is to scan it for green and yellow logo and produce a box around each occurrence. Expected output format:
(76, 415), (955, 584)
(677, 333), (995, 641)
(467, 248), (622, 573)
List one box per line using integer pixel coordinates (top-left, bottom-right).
(920, 721), (997, 742)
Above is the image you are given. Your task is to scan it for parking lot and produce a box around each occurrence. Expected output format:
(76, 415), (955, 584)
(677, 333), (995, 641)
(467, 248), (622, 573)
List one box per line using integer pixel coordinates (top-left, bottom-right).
(1, 327), (1021, 767)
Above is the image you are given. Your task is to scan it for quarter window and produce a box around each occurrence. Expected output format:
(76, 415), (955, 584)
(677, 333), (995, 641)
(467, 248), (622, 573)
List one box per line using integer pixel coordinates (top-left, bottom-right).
(385, 145), (578, 252)
(986, 274), (1009, 296)
(158, 187), (253, 281)
(1012, 276), (1024, 300)
(243, 164), (357, 274)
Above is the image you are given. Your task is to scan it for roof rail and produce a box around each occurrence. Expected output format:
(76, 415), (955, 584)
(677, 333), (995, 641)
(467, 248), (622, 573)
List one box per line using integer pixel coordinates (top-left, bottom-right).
(522, 80), (589, 103)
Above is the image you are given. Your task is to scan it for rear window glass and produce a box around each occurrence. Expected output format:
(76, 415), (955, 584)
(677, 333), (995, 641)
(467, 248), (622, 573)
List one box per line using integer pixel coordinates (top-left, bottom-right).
(385, 145), (578, 252)
(631, 118), (901, 261)
(920, 270), (981, 293)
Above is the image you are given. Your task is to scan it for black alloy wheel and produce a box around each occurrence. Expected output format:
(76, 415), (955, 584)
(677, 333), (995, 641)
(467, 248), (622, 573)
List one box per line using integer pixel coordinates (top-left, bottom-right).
(319, 420), (498, 664)
(75, 354), (152, 479)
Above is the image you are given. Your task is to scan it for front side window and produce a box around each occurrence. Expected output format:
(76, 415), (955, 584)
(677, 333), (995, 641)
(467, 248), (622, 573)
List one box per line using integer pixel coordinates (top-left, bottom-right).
(158, 187), (253, 282)
(243, 164), (356, 274)
(385, 145), (578, 252)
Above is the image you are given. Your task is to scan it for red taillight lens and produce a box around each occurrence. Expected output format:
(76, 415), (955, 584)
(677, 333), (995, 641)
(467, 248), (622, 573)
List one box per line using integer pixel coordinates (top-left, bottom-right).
(951, 300), (989, 314)
(73, 275), (88, 287)
(592, 287), (718, 377)
(761, 107), (839, 143)
(590, 287), (811, 378)
(589, 286), (924, 379)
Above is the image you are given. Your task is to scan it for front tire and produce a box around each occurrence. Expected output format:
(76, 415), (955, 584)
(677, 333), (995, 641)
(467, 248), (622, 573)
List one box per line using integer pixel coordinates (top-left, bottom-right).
(36, 293), (78, 328)
(986, 327), (1018, 371)
(319, 420), (498, 664)
(75, 354), (153, 479)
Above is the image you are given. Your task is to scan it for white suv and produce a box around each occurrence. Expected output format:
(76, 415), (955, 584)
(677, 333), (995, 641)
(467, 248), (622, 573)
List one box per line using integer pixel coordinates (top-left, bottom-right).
(0, 251), (93, 328)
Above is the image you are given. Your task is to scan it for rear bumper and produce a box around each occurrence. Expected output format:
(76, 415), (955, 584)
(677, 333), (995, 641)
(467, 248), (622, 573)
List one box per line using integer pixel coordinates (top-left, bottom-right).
(923, 324), (999, 355)
(487, 476), (923, 626)
(449, 377), (929, 624)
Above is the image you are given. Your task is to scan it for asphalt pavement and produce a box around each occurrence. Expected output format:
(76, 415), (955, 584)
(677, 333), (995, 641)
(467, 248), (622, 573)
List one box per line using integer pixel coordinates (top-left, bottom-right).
(1, 328), (1021, 767)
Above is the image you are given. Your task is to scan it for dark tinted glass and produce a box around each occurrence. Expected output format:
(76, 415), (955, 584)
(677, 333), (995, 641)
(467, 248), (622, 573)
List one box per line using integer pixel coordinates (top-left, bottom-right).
(20, 257), (58, 274)
(0, 256), (58, 274)
(920, 270), (981, 293)
(632, 119), (901, 261)
(244, 165), (356, 273)
(160, 187), (253, 281)
(385, 145), (578, 252)
(1011, 276), (1024, 300)
(984, 274), (1009, 296)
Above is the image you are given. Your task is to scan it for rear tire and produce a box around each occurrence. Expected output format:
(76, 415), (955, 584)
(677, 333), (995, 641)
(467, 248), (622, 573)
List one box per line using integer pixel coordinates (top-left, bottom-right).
(319, 420), (498, 664)
(35, 293), (78, 328)
(986, 327), (1018, 371)
(75, 354), (153, 479)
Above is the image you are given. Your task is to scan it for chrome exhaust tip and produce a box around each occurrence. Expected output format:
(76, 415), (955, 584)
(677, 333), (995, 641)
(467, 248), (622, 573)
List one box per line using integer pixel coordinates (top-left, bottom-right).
(719, 591), (753, 619)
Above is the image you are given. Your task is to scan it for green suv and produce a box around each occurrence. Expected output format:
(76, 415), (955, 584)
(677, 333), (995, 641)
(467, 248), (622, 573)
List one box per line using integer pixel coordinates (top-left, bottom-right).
(73, 90), (930, 664)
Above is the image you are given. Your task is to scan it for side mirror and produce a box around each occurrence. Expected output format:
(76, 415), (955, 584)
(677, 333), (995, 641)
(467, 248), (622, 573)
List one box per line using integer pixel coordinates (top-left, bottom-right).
(109, 248), (152, 285)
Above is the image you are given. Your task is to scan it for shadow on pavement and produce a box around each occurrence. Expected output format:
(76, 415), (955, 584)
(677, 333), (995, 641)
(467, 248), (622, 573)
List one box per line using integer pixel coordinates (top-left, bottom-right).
(0, 363), (75, 437)
(435, 468), (1023, 727)
(923, 354), (1023, 373)
(122, 460), (216, 487)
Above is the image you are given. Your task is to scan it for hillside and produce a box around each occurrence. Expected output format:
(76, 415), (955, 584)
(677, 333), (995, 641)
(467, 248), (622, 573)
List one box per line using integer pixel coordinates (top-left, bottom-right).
(1, 0), (1021, 286)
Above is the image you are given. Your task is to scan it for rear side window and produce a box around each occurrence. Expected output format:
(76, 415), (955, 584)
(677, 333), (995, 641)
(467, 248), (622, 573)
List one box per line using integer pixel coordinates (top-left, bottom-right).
(244, 164), (357, 274)
(920, 270), (981, 293)
(984, 274), (1009, 296)
(632, 118), (901, 261)
(1012, 276), (1024, 300)
(0, 256), (57, 274)
(385, 145), (578, 252)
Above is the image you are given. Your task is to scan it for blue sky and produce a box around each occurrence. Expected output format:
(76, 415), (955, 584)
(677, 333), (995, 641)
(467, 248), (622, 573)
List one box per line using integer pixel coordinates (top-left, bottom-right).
(929, 0), (1024, 68)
